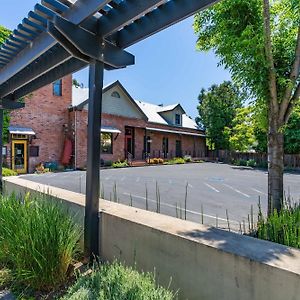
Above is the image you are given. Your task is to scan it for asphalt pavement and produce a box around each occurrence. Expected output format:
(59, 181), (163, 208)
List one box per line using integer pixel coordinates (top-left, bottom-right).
(21, 162), (300, 230)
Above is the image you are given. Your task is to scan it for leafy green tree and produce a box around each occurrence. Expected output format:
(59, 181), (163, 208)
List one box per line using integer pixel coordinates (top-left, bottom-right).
(284, 105), (300, 154)
(194, 0), (300, 214)
(196, 81), (243, 150)
(225, 106), (256, 152)
(0, 25), (11, 144)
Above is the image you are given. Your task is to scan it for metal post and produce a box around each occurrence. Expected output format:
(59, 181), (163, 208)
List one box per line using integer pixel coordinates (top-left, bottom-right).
(84, 59), (104, 260)
(0, 109), (3, 193)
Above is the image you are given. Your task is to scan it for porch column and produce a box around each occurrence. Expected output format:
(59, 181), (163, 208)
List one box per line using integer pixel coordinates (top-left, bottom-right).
(0, 109), (3, 192)
(84, 60), (104, 260)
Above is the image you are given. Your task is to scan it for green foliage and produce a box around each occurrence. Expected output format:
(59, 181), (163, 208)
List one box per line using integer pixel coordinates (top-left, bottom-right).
(284, 106), (300, 154)
(112, 160), (129, 168)
(257, 204), (300, 249)
(194, 0), (299, 101)
(2, 168), (17, 177)
(61, 261), (176, 300)
(225, 106), (256, 152)
(0, 193), (81, 291)
(0, 268), (12, 288)
(0, 26), (12, 144)
(196, 81), (243, 150)
(167, 157), (185, 165)
(247, 159), (257, 168)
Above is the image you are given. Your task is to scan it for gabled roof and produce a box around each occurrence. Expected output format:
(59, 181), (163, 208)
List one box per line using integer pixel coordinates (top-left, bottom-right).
(135, 100), (200, 130)
(72, 80), (148, 120)
(157, 103), (186, 114)
(72, 80), (201, 131)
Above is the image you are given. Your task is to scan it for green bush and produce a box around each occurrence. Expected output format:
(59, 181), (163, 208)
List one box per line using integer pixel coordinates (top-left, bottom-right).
(112, 160), (129, 168)
(61, 261), (176, 300)
(257, 204), (300, 249)
(2, 168), (17, 177)
(233, 159), (247, 166)
(246, 159), (257, 168)
(0, 193), (81, 291)
(167, 158), (185, 165)
(183, 156), (192, 163)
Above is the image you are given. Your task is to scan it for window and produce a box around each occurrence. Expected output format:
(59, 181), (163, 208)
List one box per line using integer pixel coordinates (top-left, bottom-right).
(101, 133), (112, 154)
(111, 91), (121, 98)
(29, 146), (39, 157)
(175, 114), (181, 125)
(53, 79), (62, 96)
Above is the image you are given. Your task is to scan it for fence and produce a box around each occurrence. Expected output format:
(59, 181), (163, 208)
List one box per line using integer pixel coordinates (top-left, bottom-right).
(208, 150), (300, 169)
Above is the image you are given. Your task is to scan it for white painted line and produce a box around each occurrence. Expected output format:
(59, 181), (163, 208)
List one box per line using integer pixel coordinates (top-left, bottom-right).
(251, 188), (267, 196)
(188, 183), (193, 188)
(123, 192), (239, 224)
(204, 183), (220, 193)
(223, 184), (250, 198)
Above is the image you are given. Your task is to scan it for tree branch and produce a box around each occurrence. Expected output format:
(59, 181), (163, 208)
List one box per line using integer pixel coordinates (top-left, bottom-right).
(280, 25), (300, 123)
(262, 0), (279, 114)
(284, 82), (300, 123)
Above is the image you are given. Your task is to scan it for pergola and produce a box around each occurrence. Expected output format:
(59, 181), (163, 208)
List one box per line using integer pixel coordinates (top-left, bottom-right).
(0, 0), (218, 259)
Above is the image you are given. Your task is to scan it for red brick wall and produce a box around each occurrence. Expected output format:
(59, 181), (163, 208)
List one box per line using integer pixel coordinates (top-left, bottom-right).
(70, 110), (206, 169)
(7, 76), (72, 172)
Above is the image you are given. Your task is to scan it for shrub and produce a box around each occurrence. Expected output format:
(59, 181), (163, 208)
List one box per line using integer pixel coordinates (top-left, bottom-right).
(167, 158), (185, 165)
(247, 159), (257, 168)
(183, 156), (192, 163)
(0, 193), (81, 291)
(112, 160), (129, 168)
(2, 168), (17, 177)
(61, 261), (176, 300)
(233, 159), (247, 166)
(257, 204), (300, 249)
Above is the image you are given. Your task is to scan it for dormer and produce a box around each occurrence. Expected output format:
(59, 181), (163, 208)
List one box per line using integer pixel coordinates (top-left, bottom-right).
(158, 104), (186, 127)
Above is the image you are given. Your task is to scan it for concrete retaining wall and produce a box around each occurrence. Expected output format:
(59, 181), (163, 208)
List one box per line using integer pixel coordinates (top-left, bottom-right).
(4, 177), (300, 300)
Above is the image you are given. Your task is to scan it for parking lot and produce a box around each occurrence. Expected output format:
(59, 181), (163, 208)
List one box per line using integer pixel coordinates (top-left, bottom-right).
(21, 162), (300, 230)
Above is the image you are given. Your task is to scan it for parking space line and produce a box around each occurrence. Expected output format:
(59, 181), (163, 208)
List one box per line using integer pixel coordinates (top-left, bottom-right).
(223, 184), (250, 198)
(204, 183), (220, 193)
(123, 192), (239, 224)
(251, 188), (267, 196)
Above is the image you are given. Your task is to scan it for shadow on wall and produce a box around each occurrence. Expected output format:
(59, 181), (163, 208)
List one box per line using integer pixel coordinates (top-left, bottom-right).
(177, 226), (296, 265)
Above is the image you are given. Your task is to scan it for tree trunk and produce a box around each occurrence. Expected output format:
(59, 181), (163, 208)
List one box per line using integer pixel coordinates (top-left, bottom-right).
(267, 112), (284, 215)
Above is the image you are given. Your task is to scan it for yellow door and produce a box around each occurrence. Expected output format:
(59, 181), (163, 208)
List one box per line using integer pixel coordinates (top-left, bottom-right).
(12, 140), (27, 174)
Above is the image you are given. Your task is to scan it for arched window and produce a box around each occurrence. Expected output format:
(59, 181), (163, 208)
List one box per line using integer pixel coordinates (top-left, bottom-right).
(111, 91), (121, 98)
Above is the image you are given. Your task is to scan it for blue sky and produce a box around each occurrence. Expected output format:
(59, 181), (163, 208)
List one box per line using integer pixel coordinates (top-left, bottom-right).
(0, 0), (231, 118)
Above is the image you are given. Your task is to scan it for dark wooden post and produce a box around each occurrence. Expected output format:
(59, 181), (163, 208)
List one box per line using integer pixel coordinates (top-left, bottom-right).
(84, 60), (104, 260)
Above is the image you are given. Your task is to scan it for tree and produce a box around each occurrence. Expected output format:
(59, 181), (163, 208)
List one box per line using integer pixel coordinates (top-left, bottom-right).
(224, 106), (256, 152)
(0, 25), (11, 144)
(284, 105), (300, 154)
(194, 0), (300, 214)
(196, 81), (243, 150)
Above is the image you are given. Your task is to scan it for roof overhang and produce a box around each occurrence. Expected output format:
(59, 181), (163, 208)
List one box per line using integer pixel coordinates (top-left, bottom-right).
(8, 126), (36, 135)
(101, 126), (121, 134)
(146, 127), (206, 137)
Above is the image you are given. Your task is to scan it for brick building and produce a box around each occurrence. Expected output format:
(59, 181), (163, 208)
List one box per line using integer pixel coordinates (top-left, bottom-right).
(5, 78), (206, 173)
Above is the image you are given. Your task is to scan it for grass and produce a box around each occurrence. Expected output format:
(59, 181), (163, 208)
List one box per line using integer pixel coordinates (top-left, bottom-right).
(257, 202), (300, 249)
(61, 261), (177, 300)
(0, 192), (81, 292)
(2, 168), (17, 177)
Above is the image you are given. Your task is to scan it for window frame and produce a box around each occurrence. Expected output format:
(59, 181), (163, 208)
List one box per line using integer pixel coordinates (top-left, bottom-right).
(53, 79), (62, 96)
(101, 133), (113, 154)
(175, 113), (182, 126)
